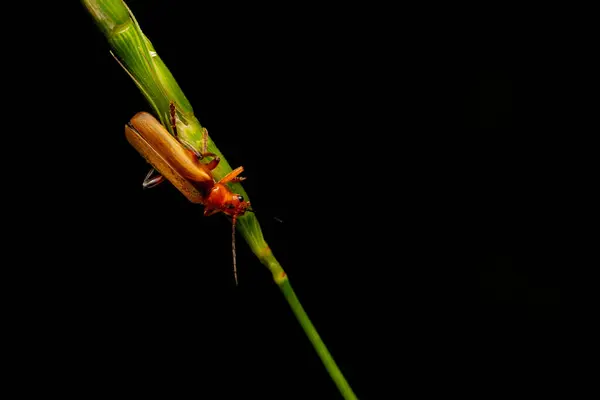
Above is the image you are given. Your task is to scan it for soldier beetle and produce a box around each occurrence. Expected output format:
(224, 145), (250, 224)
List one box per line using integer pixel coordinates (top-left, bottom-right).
(124, 105), (251, 284)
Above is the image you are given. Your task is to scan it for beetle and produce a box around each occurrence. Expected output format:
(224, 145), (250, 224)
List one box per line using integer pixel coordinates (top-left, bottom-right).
(124, 105), (251, 284)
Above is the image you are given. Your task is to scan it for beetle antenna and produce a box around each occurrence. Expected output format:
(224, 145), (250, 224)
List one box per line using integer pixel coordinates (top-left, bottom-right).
(232, 216), (238, 286)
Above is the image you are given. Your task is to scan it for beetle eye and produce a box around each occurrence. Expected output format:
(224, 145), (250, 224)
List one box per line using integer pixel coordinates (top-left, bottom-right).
(237, 195), (244, 202)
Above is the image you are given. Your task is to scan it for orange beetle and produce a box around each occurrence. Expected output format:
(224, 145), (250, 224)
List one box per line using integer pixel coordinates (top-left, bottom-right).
(124, 105), (251, 283)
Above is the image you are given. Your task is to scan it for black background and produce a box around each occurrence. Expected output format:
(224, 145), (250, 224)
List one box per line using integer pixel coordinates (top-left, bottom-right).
(8, 1), (563, 398)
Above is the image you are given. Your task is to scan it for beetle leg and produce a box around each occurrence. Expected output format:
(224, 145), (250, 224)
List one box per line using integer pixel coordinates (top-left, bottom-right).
(179, 136), (221, 171)
(179, 138), (203, 159)
(142, 168), (165, 189)
(171, 105), (221, 170)
(179, 139), (219, 161)
(202, 127), (209, 155)
(203, 207), (221, 217)
(199, 128), (221, 169)
(219, 166), (246, 184)
(169, 101), (178, 138)
(203, 154), (220, 170)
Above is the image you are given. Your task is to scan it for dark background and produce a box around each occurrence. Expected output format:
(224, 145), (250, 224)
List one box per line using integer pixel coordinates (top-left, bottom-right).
(10, 1), (563, 398)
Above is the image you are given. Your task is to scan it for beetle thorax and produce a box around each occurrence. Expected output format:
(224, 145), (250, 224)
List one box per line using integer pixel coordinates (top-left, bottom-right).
(205, 183), (229, 209)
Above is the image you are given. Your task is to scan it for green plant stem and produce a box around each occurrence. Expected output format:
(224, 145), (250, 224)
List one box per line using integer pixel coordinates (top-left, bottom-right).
(82, 1), (358, 398)
(279, 278), (358, 400)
